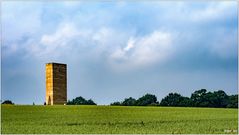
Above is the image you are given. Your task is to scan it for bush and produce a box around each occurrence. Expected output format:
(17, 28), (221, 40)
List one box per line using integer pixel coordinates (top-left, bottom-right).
(110, 102), (121, 106)
(67, 96), (97, 105)
(2, 100), (14, 105)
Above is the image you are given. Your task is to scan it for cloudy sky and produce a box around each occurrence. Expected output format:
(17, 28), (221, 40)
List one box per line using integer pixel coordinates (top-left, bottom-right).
(1, 1), (238, 105)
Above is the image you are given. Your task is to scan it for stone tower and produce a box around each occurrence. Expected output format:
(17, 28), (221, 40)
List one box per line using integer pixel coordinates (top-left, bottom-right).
(46, 63), (67, 105)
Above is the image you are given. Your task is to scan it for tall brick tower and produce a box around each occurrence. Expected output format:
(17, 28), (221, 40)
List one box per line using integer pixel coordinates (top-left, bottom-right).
(46, 63), (67, 105)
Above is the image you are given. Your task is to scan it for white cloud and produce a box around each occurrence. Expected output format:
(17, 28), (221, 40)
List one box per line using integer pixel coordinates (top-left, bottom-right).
(92, 27), (114, 46)
(40, 23), (79, 46)
(24, 23), (83, 59)
(2, 1), (237, 71)
(109, 31), (173, 70)
(30, 23), (174, 70)
(61, 1), (81, 8)
(27, 22), (117, 59)
(190, 2), (236, 22)
(110, 48), (127, 61)
(2, 2), (42, 42)
(124, 38), (135, 51)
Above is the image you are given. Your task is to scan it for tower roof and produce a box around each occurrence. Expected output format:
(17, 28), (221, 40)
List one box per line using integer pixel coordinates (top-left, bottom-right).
(46, 62), (66, 65)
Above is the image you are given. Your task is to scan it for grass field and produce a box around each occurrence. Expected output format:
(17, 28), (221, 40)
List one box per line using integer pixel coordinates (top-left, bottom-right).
(1, 105), (238, 134)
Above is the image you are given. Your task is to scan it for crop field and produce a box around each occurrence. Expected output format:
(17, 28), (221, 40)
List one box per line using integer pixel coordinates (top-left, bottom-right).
(1, 105), (238, 134)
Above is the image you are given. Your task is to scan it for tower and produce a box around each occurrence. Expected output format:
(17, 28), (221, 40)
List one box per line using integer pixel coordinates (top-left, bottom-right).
(46, 63), (67, 105)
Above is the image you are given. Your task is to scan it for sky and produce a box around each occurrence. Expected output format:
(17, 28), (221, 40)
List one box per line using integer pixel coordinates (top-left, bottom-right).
(1, 1), (238, 105)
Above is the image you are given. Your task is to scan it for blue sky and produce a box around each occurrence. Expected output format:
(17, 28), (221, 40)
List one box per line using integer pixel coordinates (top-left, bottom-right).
(1, 1), (238, 105)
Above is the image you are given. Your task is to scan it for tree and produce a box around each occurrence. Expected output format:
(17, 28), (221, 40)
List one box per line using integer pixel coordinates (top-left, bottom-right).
(110, 94), (159, 106)
(2, 100), (14, 105)
(190, 89), (230, 108)
(212, 90), (228, 108)
(110, 102), (121, 106)
(160, 93), (191, 107)
(190, 89), (208, 107)
(136, 94), (158, 106)
(227, 94), (238, 108)
(122, 97), (137, 106)
(87, 99), (97, 105)
(67, 96), (96, 105)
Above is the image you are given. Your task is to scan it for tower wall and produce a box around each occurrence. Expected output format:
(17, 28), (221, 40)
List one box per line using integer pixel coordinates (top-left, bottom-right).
(46, 63), (67, 105)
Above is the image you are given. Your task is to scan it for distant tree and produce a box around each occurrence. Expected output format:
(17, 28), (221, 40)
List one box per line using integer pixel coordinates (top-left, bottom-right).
(33, 102), (35, 105)
(72, 96), (87, 105)
(190, 89), (230, 108)
(160, 93), (191, 107)
(2, 100), (14, 105)
(179, 97), (192, 106)
(87, 99), (97, 105)
(227, 94), (238, 108)
(110, 94), (159, 106)
(212, 90), (228, 108)
(67, 96), (97, 105)
(190, 89), (208, 107)
(110, 102), (121, 106)
(122, 97), (137, 106)
(136, 94), (158, 106)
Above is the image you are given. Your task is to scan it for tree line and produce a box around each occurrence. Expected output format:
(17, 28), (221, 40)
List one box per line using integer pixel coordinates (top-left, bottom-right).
(110, 89), (238, 108)
(2, 89), (238, 108)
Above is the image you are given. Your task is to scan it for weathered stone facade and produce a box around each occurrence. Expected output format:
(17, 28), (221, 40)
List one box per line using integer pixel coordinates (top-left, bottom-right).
(46, 63), (67, 105)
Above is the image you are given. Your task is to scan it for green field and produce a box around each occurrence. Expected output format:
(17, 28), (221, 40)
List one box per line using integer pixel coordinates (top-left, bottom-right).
(1, 105), (238, 134)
